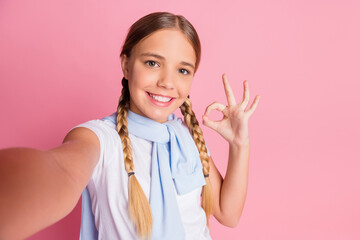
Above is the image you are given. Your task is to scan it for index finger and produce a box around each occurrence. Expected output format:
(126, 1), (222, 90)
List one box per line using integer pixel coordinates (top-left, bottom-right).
(222, 74), (236, 106)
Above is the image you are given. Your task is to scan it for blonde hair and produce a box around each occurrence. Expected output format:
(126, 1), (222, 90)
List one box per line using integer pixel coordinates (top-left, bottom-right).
(180, 98), (214, 221)
(116, 78), (153, 238)
(116, 12), (213, 239)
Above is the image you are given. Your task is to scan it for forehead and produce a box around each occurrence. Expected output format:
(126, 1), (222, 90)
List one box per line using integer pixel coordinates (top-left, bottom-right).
(131, 29), (196, 64)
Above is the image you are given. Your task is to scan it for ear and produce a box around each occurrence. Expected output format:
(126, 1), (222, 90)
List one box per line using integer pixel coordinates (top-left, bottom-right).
(121, 54), (129, 79)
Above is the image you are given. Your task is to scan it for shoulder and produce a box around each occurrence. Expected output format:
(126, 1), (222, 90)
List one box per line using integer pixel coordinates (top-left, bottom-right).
(63, 117), (119, 164)
(66, 115), (124, 180)
(72, 115), (118, 141)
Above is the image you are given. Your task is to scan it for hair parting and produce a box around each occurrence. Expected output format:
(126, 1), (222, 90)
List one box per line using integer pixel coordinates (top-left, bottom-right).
(121, 12), (201, 72)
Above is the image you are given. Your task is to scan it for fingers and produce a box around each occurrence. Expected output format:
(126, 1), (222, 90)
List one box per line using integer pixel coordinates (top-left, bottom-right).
(246, 95), (261, 116)
(203, 101), (226, 132)
(204, 102), (226, 116)
(222, 74), (237, 106)
(239, 80), (250, 110)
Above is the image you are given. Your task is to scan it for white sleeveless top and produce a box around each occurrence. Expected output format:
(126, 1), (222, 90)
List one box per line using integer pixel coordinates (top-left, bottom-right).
(74, 117), (212, 240)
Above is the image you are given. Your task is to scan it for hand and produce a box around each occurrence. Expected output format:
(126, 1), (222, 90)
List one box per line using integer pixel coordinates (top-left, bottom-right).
(202, 74), (260, 145)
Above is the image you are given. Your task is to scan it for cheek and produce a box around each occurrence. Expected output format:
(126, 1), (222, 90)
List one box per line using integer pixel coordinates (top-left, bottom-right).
(128, 68), (151, 90)
(178, 80), (193, 98)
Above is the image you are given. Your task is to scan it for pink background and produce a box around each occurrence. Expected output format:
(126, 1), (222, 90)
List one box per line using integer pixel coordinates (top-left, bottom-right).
(1, 0), (359, 239)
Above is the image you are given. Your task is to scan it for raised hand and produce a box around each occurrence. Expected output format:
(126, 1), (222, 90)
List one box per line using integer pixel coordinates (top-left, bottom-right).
(202, 74), (260, 145)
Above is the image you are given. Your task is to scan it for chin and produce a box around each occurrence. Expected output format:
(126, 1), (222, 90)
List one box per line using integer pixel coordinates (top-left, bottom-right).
(145, 108), (173, 123)
(149, 113), (170, 123)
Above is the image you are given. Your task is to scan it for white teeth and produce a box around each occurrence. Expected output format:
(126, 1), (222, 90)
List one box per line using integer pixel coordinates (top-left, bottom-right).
(149, 93), (172, 102)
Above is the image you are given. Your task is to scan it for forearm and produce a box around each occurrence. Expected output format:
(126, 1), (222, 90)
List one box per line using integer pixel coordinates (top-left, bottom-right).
(0, 148), (79, 240)
(219, 140), (250, 226)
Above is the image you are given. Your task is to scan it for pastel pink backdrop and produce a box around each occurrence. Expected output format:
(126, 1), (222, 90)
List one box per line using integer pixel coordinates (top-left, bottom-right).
(1, 0), (359, 239)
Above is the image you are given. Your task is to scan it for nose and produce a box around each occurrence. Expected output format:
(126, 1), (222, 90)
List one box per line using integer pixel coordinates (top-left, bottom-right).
(157, 69), (175, 89)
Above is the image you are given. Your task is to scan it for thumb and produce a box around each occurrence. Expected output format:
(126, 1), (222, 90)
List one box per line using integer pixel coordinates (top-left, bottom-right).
(202, 115), (219, 132)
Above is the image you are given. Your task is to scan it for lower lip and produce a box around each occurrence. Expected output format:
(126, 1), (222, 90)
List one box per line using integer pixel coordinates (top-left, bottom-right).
(146, 92), (175, 107)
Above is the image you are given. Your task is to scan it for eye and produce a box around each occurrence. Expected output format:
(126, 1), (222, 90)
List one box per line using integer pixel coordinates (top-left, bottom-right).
(145, 60), (159, 68)
(178, 68), (190, 75)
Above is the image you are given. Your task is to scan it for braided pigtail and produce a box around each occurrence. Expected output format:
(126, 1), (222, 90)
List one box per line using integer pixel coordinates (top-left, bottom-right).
(180, 97), (214, 223)
(116, 77), (152, 239)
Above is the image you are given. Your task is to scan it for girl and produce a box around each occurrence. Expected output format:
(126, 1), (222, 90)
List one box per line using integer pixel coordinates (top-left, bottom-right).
(0, 12), (260, 240)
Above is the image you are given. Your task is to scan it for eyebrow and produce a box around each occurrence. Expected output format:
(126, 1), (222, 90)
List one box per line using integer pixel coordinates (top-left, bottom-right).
(180, 61), (195, 70)
(140, 52), (195, 70)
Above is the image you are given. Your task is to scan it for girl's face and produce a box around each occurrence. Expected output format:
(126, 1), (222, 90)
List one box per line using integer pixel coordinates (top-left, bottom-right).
(121, 29), (196, 123)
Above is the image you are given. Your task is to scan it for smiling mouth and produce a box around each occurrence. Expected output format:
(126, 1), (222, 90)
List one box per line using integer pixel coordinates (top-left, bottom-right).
(147, 92), (173, 103)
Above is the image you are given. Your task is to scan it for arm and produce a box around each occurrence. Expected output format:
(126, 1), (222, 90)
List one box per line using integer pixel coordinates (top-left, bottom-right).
(0, 127), (100, 240)
(208, 143), (249, 227)
(203, 74), (260, 227)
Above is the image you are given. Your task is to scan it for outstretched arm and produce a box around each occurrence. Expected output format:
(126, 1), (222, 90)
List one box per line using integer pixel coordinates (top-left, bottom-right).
(203, 74), (260, 227)
(0, 127), (100, 240)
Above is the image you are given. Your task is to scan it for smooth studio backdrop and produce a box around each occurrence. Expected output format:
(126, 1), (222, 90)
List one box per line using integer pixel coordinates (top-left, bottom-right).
(0, 0), (359, 239)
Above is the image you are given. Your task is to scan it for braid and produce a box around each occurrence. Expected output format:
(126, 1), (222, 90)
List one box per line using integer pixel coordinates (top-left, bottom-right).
(116, 80), (133, 173)
(180, 97), (214, 223)
(116, 77), (152, 239)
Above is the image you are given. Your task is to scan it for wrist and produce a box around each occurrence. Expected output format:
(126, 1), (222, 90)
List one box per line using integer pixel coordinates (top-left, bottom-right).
(229, 137), (250, 149)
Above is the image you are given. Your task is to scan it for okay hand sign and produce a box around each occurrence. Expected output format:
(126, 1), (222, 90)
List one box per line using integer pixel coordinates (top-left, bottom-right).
(202, 74), (260, 145)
